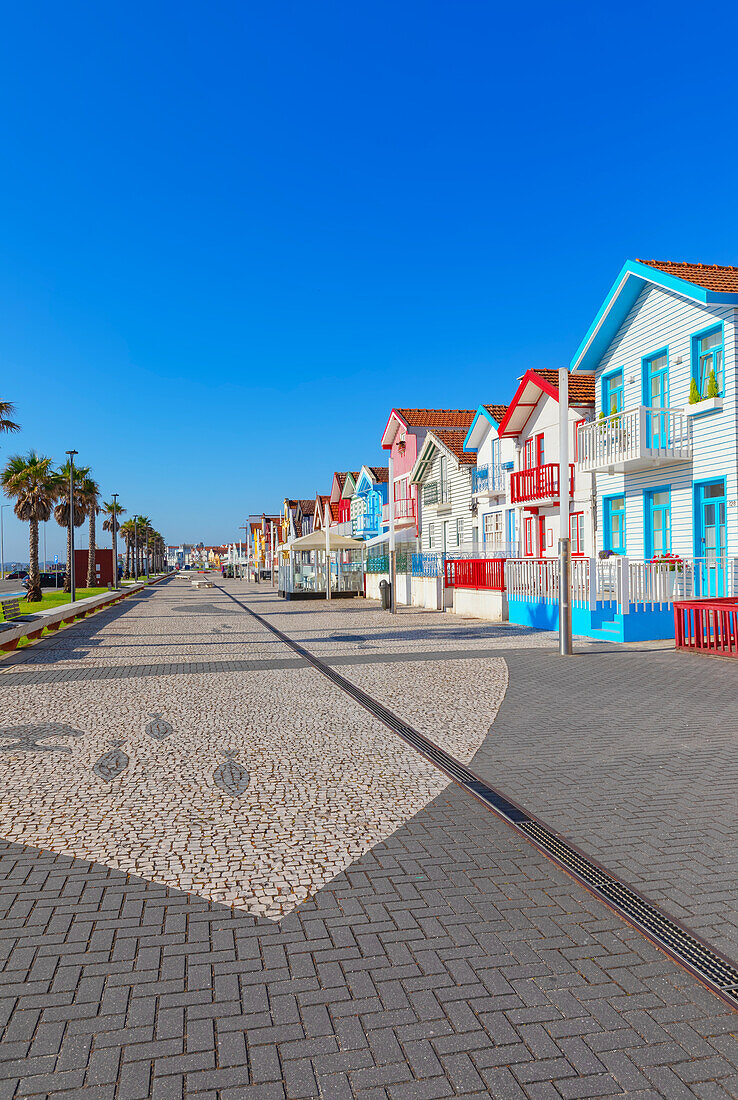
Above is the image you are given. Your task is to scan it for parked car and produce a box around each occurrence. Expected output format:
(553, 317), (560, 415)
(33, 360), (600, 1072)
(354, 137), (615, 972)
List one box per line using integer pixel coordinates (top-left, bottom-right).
(5, 570), (28, 580)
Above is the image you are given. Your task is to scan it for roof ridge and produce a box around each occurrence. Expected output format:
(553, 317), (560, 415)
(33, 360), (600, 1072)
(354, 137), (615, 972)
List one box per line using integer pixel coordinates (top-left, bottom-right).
(637, 257), (738, 273)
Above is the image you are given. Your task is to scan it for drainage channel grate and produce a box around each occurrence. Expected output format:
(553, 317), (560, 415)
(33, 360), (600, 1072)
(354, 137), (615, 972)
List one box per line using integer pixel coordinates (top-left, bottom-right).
(218, 585), (738, 1010)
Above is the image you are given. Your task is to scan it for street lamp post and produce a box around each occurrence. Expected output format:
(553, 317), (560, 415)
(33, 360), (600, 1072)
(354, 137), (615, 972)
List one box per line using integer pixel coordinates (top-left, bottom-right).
(133, 515), (138, 582)
(65, 450), (78, 603)
(111, 493), (119, 590)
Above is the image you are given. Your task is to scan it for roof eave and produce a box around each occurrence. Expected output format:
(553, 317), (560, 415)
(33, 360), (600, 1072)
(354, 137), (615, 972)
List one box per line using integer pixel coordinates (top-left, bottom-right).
(463, 406), (499, 452)
(571, 260), (738, 373)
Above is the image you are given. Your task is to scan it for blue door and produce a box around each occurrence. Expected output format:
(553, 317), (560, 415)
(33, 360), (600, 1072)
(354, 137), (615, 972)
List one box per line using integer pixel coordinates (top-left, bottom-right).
(695, 481), (726, 595)
(646, 352), (669, 448)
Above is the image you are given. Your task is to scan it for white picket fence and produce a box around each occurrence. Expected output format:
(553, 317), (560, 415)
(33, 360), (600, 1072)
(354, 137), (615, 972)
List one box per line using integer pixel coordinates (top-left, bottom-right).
(505, 556), (738, 613)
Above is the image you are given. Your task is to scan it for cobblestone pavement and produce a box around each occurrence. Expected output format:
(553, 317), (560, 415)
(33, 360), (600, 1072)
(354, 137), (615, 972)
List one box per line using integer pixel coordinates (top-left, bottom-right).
(0, 576), (735, 1098)
(250, 588), (738, 961)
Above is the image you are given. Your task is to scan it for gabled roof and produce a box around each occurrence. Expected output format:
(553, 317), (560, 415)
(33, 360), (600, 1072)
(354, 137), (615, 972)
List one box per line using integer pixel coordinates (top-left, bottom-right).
(571, 258), (738, 372)
(355, 464), (390, 493)
(298, 499), (315, 515)
(367, 465), (389, 483)
(497, 369), (594, 439)
(381, 408), (476, 448)
(411, 428), (475, 484)
(463, 403), (508, 452)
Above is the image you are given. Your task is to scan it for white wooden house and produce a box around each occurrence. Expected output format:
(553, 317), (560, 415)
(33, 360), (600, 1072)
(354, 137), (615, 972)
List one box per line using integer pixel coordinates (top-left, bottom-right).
(497, 370), (595, 558)
(572, 260), (738, 591)
(409, 429), (476, 554)
(462, 404), (516, 554)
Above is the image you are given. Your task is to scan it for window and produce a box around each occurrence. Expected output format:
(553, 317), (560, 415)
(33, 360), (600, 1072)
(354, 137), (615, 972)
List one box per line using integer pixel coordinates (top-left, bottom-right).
(602, 370), (624, 416)
(484, 511), (503, 549)
(573, 419), (586, 461)
(524, 439), (535, 469)
(646, 489), (671, 558)
(692, 325), (724, 398)
(604, 496), (625, 554)
(428, 523), (435, 549)
(569, 512), (584, 555)
(524, 515), (534, 556)
(456, 518), (463, 546)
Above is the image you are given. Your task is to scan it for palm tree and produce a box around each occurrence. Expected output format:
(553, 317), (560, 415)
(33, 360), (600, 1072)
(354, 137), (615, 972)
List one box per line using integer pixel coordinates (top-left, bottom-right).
(119, 519), (135, 578)
(102, 500), (125, 580)
(0, 401), (20, 441)
(80, 476), (101, 588)
(54, 461), (90, 593)
(136, 515), (152, 576)
(1, 452), (61, 601)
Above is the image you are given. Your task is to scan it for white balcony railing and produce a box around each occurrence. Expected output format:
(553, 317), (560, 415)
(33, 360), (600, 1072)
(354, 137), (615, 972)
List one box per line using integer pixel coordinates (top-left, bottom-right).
(505, 556), (738, 613)
(577, 406), (692, 473)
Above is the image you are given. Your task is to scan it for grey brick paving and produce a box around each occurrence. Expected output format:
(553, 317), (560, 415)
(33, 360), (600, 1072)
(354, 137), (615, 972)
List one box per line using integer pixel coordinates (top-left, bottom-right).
(0, 578), (735, 1098)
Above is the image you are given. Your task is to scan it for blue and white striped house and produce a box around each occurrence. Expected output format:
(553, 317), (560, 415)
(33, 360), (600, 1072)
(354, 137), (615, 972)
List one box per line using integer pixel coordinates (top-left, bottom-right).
(569, 258), (738, 636)
(351, 466), (389, 540)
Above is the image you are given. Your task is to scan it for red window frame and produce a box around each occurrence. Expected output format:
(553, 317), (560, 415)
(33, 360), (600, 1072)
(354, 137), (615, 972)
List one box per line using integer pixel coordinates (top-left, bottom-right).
(538, 515), (546, 557)
(569, 511), (585, 555)
(524, 515), (534, 556)
(535, 433), (545, 467)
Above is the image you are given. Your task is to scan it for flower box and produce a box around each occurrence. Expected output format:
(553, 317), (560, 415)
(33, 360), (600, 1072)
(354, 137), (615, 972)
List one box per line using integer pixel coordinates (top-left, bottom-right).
(686, 397), (723, 417)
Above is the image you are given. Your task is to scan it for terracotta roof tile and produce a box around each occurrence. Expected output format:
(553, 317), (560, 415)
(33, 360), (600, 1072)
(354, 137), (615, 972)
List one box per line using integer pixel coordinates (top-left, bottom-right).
(298, 499), (316, 514)
(483, 404), (508, 424)
(431, 429), (477, 466)
(350, 471), (360, 481)
(637, 258), (738, 293)
(396, 408), (476, 429)
(529, 369), (595, 403)
(367, 466), (389, 483)
(334, 472), (348, 490)
(328, 501), (341, 521)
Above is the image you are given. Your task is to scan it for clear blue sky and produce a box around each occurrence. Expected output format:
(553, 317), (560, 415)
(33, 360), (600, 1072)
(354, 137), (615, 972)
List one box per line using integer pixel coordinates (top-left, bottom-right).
(2, 0), (738, 560)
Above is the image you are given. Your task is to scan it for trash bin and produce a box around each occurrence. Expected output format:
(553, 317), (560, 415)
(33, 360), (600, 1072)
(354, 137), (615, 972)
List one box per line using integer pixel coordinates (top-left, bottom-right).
(379, 578), (391, 610)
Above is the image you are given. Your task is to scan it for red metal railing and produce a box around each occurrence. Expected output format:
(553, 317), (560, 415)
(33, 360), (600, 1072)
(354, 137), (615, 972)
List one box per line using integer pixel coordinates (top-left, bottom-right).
(510, 463), (574, 503)
(444, 558), (505, 591)
(674, 598), (738, 658)
(382, 497), (417, 524)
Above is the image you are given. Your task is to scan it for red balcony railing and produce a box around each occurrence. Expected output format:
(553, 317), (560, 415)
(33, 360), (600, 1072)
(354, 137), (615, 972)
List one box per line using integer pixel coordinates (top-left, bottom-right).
(382, 497), (417, 524)
(444, 558), (505, 591)
(510, 462), (574, 503)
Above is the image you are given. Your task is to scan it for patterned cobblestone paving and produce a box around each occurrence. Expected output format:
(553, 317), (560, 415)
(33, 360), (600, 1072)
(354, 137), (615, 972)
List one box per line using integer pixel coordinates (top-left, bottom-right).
(0, 577), (735, 1098)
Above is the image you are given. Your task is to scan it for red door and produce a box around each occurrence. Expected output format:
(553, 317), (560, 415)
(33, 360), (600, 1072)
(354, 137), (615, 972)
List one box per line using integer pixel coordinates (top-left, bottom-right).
(538, 516), (546, 557)
(524, 516), (534, 557)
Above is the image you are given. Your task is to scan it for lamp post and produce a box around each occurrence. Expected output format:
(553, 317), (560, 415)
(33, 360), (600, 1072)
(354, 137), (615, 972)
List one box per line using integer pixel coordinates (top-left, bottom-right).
(558, 368), (573, 655)
(0, 503), (10, 584)
(65, 450), (78, 603)
(111, 494), (119, 590)
(239, 525), (249, 581)
(133, 515), (138, 582)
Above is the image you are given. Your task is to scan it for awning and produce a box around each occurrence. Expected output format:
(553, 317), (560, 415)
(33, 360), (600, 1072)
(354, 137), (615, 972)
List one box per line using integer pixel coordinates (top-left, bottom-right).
(287, 531), (365, 551)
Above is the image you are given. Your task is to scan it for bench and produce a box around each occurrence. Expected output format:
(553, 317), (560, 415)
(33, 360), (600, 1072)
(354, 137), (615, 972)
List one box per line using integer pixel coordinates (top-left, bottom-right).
(1, 597), (40, 624)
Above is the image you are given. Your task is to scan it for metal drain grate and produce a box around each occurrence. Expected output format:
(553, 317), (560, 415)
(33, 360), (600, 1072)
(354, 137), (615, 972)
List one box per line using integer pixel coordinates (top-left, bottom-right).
(218, 585), (738, 1010)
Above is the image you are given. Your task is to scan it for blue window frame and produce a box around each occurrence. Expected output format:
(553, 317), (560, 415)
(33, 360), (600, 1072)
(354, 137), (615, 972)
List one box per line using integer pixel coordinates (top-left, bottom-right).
(645, 488), (671, 559)
(602, 369), (624, 416)
(642, 349), (669, 447)
(691, 324), (724, 398)
(603, 495), (626, 554)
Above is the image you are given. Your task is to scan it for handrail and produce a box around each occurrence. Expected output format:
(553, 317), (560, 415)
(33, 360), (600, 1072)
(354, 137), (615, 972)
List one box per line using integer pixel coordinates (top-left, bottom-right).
(510, 463), (574, 503)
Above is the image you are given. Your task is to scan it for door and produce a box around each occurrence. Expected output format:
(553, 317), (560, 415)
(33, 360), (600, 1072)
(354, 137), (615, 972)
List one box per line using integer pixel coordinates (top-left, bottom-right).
(524, 515), (534, 557)
(696, 481), (727, 595)
(646, 352), (669, 448)
(538, 516), (546, 557)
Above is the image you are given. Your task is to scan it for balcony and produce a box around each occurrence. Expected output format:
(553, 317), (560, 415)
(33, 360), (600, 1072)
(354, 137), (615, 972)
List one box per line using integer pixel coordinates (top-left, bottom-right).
(577, 406), (692, 473)
(382, 496), (417, 528)
(472, 464), (504, 495)
(422, 481), (451, 508)
(510, 462), (574, 504)
(353, 512), (380, 538)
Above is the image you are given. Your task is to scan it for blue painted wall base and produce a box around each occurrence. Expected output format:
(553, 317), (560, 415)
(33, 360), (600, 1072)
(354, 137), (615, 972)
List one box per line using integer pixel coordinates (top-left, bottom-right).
(507, 598), (675, 643)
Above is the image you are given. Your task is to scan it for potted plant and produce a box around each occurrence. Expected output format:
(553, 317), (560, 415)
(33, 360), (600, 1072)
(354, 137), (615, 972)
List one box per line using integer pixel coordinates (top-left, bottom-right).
(650, 552), (684, 599)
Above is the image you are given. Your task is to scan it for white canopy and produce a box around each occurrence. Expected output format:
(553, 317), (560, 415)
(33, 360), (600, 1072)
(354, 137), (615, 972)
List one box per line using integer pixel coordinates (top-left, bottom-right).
(287, 530), (364, 551)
